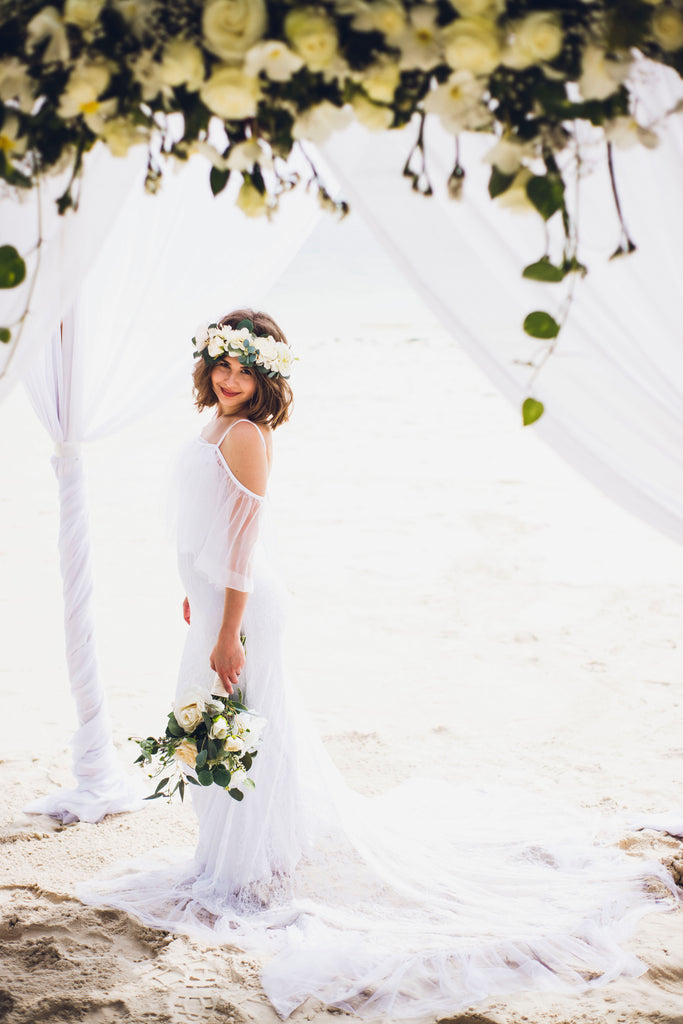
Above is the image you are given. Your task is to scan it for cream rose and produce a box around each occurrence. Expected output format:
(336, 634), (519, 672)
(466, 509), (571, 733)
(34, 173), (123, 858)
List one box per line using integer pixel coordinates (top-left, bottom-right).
(360, 59), (400, 103)
(223, 735), (244, 752)
(422, 71), (490, 133)
(284, 8), (339, 72)
(159, 39), (205, 90)
(26, 7), (70, 64)
(351, 0), (406, 41)
(200, 66), (261, 119)
(174, 690), (207, 732)
(448, 0), (505, 16)
(202, 0), (267, 62)
(236, 180), (269, 218)
(443, 16), (502, 75)
(244, 40), (304, 82)
(174, 739), (198, 768)
(63, 0), (105, 31)
(652, 6), (683, 51)
(504, 12), (563, 70)
(351, 95), (394, 131)
(101, 116), (147, 157)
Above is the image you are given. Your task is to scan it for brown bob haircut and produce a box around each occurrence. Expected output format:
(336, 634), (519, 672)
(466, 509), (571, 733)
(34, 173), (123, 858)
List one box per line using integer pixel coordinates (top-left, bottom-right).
(193, 308), (293, 429)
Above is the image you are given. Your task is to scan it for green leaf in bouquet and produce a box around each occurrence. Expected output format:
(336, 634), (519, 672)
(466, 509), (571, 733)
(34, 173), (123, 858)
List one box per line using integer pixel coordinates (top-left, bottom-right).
(144, 792), (163, 800)
(178, 779), (185, 801)
(195, 748), (208, 769)
(207, 739), (218, 761)
(229, 700), (248, 712)
(240, 752), (253, 771)
(522, 397), (544, 426)
(228, 788), (244, 801)
(201, 711), (213, 732)
(166, 714), (184, 737)
(244, 779), (256, 791)
(153, 777), (170, 795)
(185, 774), (200, 786)
(212, 765), (232, 788)
(197, 769), (213, 786)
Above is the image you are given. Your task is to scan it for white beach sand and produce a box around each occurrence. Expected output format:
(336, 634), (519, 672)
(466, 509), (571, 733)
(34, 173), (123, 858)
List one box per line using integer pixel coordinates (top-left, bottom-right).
(0, 213), (682, 1024)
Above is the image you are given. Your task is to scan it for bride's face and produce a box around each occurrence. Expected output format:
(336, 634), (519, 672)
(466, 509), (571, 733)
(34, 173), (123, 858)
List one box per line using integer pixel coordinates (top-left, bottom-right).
(211, 356), (258, 414)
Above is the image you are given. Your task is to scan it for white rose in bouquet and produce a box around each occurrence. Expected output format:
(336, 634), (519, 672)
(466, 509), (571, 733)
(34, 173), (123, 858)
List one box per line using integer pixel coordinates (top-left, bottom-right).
(210, 715), (230, 740)
(159, 39), (205, 91)
(174, 689), (207, 731)
(174, 738), (198, 768)
(244, 40), (304, 82)
(200, 67), (261, 120)
(202, 0), (267, 62)
(504, 12), (563, 70)
(224, 735), (245, 753)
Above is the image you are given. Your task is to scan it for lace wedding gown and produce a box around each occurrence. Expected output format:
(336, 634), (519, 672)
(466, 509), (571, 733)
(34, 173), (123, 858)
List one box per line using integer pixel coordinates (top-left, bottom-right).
(80, 419), (678, 1019)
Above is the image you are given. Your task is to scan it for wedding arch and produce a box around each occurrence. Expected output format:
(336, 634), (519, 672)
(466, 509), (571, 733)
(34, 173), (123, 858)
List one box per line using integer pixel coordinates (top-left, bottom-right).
(1, 0), (683, 823)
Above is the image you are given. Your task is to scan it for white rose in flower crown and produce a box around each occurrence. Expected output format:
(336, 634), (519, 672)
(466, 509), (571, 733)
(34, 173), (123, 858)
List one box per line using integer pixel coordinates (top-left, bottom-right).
(200, 67), (261, 120)
(174, 689), (207, 732)
(194, 323), (211, 351)
(254, 335), (278, 369)
(244, 40), (304, 82)
(202, 0), (267, 62)
(443, 16), (503, 76)
(285, 8), (340, 73)
(159, 39), (205, 91)
(504, 12), (564, 70)
(236, 180), (269, 218)
(26, 7), (70, 64)
(207, 335), (227, 358)
(652, 6), (683, 51)
(210, 715), (230, 740)
(64, 0), (105, 31)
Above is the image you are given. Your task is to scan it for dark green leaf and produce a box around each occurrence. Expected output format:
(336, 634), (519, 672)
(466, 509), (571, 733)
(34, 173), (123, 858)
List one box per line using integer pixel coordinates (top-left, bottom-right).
(228, 788), (244, 801)
(0, 246), (26, 289)
(144, 792), (163, 800)
(166, 713), (184, 737)
(488, 167), (514, 199)
(154, 777), (170, 794)
(186, 775), (200, 786)
(525, 175), (564, 221)
(207, 739), (218, 761)
(210, 166), (230, 196)
(240, 752), (252, 771)
(522, 397), (545, 426)
(212, 765), (232, 788)
(522, 258), (565, 283)
(523, 311), (560, 340)
(195, 748), (208, 769)
(197, 769), (213, 786)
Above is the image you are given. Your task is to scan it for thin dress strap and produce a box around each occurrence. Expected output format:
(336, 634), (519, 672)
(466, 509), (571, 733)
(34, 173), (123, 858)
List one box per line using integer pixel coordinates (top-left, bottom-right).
(216, 418), (267, 454)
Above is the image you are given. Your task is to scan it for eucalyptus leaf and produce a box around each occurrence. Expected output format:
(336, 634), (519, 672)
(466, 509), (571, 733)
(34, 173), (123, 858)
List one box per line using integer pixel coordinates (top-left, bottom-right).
(523, 311), (560, 340)
(522, 397), (545, 426)
(210, 166), (230, 196)
(195, 748), (208, 769)
(228, 788), (244, 801)
(213, 765), (232, 787)
(0, 246), (26, 289)
(154, 776), (170, 794)
(488, 167), (514, 199)
(0, 327), (10, 343)
(197, 769), (213, 786)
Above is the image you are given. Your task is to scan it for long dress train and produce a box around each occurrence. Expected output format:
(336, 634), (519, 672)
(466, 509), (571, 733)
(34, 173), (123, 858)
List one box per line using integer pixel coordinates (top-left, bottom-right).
(79, 420), (679, 1019)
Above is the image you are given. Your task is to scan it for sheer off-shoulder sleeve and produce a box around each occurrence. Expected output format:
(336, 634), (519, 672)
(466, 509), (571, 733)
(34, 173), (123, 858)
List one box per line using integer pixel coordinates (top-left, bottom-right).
(173, 439), (264, 593)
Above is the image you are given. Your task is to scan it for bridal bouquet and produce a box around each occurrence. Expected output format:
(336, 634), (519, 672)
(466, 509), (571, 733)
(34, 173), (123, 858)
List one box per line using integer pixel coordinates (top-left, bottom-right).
(132, 685), (264, 803)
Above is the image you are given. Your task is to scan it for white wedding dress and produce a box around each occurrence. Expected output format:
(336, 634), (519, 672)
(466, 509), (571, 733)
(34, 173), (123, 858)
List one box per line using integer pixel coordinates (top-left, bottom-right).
(80, 419), (679, 1019)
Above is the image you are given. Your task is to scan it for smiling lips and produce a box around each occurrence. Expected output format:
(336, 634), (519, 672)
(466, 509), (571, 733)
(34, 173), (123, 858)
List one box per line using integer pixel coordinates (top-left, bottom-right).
(220, 386), (239, 398)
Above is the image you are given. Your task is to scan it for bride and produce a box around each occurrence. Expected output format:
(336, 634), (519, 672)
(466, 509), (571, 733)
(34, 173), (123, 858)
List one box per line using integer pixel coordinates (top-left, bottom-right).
(81, 308), (679, 1020)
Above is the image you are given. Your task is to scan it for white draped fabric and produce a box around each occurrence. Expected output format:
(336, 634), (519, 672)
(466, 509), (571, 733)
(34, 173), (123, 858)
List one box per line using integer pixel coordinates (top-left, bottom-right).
(10, 147), (321, 822)
(322, 70), (683, 545)
(1, 65), (683, 824)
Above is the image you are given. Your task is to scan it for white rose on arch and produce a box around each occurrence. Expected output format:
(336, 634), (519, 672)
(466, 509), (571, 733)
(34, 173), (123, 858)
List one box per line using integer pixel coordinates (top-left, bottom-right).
(244, 40), (304, 82)
(503, 11), (564, 70)
(159, 39), (205, 91)
(578, 45), (631, 101)
(200, 67), (261, 120)
(202, 0), (267, 62)
(442, 16), (503, 76)
(284, 8), (340, 73)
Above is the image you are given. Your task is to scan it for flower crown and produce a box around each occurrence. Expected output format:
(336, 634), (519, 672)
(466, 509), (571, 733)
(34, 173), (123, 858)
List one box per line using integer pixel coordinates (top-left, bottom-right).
(192, 318), (294, 379)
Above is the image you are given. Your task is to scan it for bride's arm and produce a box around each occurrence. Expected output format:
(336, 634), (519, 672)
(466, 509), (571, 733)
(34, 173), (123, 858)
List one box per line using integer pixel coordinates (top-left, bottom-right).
(210, 422), (269, 694)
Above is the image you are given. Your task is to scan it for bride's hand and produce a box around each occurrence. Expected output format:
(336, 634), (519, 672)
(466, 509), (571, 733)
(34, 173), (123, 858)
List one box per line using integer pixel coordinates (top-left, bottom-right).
(182, 596), (191, 625)
(209, 631), (245, 695)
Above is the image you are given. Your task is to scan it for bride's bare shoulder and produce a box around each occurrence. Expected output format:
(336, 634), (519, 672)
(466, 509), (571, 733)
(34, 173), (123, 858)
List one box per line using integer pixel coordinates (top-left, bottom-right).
(220, 420), (270, 495)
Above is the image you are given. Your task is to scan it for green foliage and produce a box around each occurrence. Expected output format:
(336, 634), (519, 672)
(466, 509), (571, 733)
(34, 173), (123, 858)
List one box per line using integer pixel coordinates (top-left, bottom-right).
(523, 311), (561, 340)
(0, 328), (11, 343)
(522, 398), (545, 426)
(523, 258), (565, 283)
(525, 175), (564, 221)
(0, 246), (26, 289)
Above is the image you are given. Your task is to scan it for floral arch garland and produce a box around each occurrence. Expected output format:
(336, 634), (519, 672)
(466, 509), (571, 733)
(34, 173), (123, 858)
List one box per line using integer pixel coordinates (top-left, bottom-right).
(1, 0), (682, 421)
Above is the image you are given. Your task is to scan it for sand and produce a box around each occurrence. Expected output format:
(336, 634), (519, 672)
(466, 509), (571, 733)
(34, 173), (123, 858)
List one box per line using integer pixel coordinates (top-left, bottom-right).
(1, 213), (682, 1023)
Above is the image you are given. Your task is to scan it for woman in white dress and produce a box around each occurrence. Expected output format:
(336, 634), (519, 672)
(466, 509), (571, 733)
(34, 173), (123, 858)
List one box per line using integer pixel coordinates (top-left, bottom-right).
(82, 308), (679, 1020)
